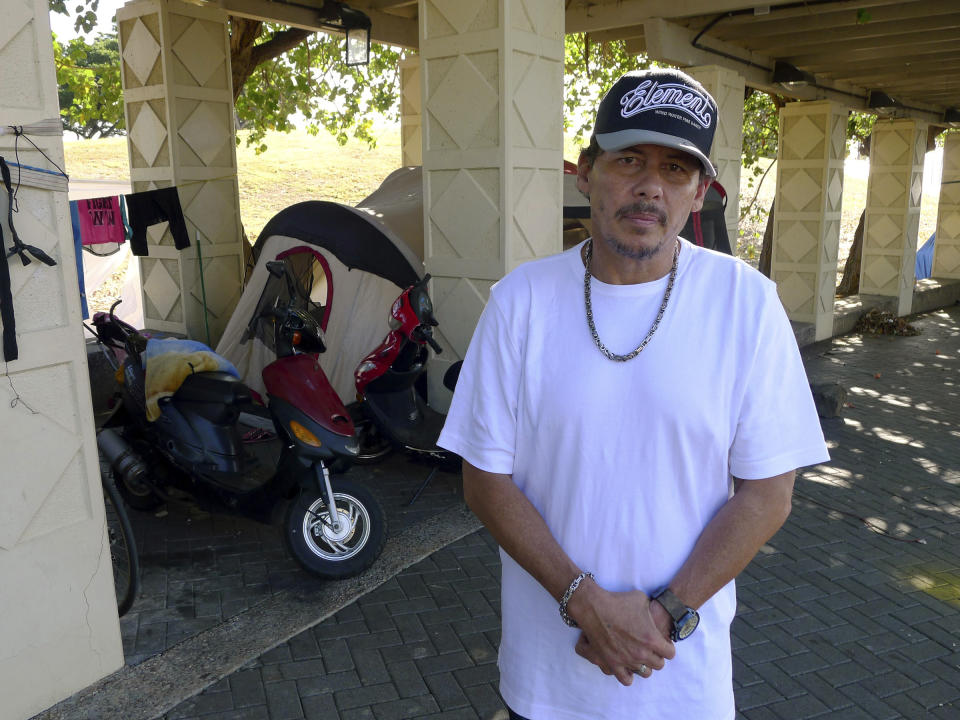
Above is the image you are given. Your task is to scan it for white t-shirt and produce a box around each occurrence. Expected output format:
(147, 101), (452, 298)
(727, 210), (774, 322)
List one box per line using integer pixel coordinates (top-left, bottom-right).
(437, 240), (829, 720)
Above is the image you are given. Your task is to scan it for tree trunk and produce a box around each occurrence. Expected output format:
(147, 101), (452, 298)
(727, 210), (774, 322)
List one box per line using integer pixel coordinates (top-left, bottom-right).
(229, 18), (312, 104)
(758, 200), (774, 278)
(836, 210), (865, 297)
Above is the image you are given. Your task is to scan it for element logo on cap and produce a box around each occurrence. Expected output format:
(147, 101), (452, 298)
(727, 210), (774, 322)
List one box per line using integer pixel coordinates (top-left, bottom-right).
(620, 80), (713, 129)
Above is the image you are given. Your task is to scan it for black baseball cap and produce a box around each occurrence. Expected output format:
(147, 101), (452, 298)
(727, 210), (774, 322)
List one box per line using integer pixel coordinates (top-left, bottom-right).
(591, 68), (718, 177)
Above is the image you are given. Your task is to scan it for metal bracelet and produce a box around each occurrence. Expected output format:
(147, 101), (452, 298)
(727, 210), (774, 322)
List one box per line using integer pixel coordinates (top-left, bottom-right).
(559, 571), (594, 627)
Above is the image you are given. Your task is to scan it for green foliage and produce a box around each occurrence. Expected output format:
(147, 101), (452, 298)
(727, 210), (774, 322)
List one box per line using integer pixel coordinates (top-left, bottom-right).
(54, 33), (124, 138)
(48, 0), (100, 34)
(847, 110), (876, 157)
(563, 34), (654, 146)
(235, 28), (403, 153)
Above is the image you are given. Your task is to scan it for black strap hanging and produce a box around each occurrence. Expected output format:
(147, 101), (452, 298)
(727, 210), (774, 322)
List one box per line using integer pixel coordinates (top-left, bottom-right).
(0, 157), (56, 267)
(0, 209), (16, 361)
(0, 155), (58, 362)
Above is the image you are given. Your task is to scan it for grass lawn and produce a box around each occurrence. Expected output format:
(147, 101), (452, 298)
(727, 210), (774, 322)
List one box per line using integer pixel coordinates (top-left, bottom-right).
(64, 127), (404, 242)
(65, 128), (941, 271)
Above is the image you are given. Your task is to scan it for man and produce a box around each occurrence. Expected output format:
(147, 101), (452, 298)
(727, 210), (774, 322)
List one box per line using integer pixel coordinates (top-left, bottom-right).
(437, 68), (829, 720)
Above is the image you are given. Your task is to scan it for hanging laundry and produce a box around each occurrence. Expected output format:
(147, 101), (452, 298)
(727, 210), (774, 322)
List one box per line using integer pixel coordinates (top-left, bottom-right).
(124, 186), (190, 256)
(72, 195), (126, 246)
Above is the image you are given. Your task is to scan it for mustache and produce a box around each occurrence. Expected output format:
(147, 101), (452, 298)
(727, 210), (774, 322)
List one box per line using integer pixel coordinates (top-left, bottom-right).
(615, 202), (667, 226)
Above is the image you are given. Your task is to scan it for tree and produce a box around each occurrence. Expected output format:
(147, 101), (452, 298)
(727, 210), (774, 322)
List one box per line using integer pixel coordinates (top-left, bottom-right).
(563, 34), (654, 144)
(229, 19), (403, 153)
(48, 1), (405, 152)
(48, 0), (99, 33)
(55, 33), (124, 138)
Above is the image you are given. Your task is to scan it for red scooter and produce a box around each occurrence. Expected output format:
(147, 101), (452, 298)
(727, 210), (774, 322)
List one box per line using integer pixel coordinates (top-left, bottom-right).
(91, 261), (386, 579)
(348, 274), (461, 502)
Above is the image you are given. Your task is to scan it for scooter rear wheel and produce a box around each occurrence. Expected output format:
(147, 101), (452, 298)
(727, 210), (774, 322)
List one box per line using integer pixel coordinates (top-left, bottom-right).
(284, 478), (386, 579)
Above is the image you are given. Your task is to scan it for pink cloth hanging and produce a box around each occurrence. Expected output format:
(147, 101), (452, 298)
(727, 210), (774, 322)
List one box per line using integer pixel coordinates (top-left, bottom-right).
(77, 196), (126, 246)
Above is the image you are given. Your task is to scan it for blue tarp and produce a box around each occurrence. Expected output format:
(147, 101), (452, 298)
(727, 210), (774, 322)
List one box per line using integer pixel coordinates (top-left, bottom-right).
(916, 233), (935, 280)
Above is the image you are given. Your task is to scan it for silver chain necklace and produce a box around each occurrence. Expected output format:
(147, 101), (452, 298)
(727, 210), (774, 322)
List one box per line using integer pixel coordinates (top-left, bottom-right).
(583, 238), (680, 362)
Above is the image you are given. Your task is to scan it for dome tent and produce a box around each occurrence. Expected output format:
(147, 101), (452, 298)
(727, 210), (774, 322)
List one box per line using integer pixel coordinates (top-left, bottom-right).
(216, 168), (424, 405)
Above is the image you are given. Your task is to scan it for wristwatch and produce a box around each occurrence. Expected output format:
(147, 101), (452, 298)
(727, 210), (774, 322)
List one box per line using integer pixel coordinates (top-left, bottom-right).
(652, 588), (699, 641)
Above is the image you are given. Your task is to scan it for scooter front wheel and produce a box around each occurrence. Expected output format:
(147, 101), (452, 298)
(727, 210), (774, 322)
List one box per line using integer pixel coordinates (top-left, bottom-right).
(284, 478), (386, 579)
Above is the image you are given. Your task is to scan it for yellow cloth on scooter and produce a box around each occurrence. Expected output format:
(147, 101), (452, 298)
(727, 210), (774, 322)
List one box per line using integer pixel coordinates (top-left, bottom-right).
(144, 338), (239, 422)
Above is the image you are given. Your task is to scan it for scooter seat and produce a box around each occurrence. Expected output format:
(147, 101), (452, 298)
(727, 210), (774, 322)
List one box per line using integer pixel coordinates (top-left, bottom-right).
(174, 372), (251, 406)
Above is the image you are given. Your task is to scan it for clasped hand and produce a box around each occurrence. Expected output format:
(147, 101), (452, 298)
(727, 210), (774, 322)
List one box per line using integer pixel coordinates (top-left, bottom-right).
(567, 582), (675, 686)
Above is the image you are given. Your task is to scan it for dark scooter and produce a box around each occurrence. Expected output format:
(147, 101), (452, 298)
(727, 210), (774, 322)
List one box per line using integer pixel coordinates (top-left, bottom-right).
(91, 261), (386, 579)
(349, 274), (462, 503)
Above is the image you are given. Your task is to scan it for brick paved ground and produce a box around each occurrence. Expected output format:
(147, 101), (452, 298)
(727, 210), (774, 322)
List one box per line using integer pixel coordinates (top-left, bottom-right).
(120, 306), (960, 719)
(119, 455), (464, 665)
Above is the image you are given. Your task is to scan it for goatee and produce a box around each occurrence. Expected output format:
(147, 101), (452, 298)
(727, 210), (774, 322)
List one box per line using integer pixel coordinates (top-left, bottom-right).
(604, 234), (670, 261)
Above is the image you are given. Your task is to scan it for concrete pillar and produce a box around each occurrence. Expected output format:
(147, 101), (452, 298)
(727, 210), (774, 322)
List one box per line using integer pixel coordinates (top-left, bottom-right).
(772, 100), (846, 341)
(117, 0), (244, 344)
(861, 119), (927, 315)
(0, 2), (123, 717)
(400, 55), (422, 167)
(933, 131), (960, 279)
(687, 65), (744, 246)
(420, 0), (564, 409)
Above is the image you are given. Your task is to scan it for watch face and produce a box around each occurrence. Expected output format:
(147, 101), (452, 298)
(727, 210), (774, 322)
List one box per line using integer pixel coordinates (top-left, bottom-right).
(676, 610), (699, 640)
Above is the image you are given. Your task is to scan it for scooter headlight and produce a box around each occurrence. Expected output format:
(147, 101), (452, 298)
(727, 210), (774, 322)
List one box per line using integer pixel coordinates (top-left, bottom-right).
(289, 420), (322, 447)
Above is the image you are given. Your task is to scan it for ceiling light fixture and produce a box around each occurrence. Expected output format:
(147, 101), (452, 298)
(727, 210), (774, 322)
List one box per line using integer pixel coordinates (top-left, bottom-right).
(868, 90), (902, 114)
(311, 1), (372, 66)
(772, 61), (815, 89)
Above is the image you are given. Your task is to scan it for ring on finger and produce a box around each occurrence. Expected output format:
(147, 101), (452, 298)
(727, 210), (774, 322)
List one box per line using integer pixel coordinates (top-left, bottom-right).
(634, 664), (649, 676)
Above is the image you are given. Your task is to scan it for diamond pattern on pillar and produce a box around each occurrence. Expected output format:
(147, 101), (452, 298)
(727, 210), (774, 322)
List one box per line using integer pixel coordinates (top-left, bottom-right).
(827, 170), (843, 211)
(431, 170), (497, 256)
(872, 175), (904, 208)
(0, 404), (78, 550)
(129, 103), (167, 166)
(785, 116), (822, 159)
(781, 169), (820, 212)
(943, 182), (960, 204)
(186, 181), (232, 241)
(868, 215), (901, 248)
(436, 277), (487, 357)
(778, 272), (813, 313)
(427, 56), (497, 150)
(876, 131), (909, 166)
(779, 222), (817, 263)
(514, 57), (555, 148)
(402, 66), (421, 115)
(941, 211), (960, 239)
(865, 256), (898, 288)
(173, 20), (224, 87)
(190, 256), (237, 318)
(0, 0), (31, 52)
(914, 133), (926, 165)
(144, 260), (180, 320)
(431, 0), (481, 34)
(515, 171), (558, 256)
(831, 115), (845, 159)
(911, 173), (923, 207)
(938, 244), (960, 273)
(123, 19), (161, 86)
(179, 102), (228, 165)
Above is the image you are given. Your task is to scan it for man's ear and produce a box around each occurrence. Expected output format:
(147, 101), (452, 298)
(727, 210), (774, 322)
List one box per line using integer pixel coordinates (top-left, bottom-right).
(576, 152), (592, 197)
(690, 176), (712, 213)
